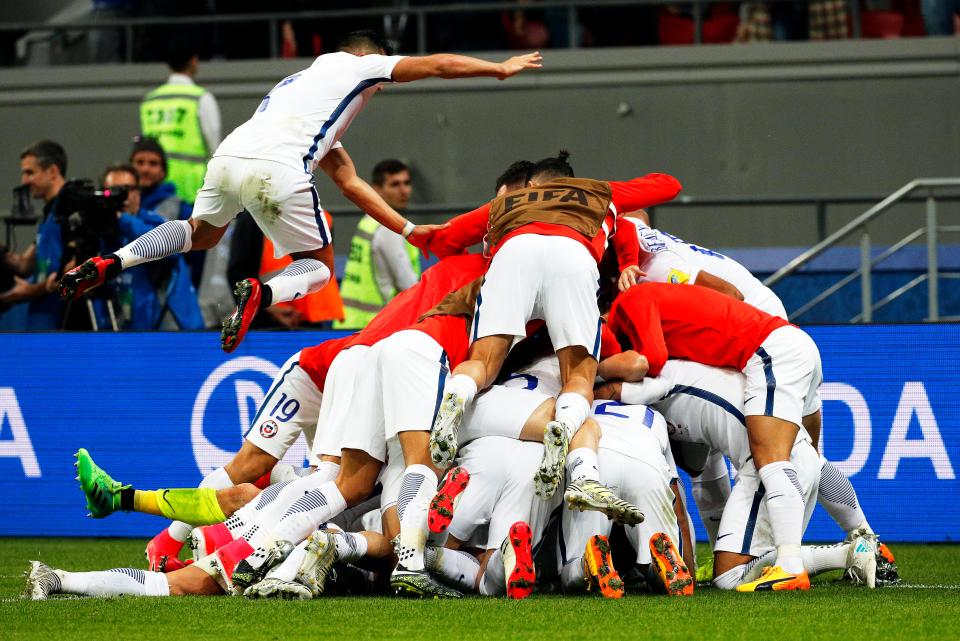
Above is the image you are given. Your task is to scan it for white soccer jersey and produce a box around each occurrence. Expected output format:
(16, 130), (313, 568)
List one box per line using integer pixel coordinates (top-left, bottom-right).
(215, 52), (406, 173)
(503, 354), (563, 398)
(626, 217), (787, 319)
(590, 399), (676, 476)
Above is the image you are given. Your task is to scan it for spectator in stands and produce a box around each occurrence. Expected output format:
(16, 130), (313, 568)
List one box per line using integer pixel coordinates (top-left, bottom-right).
(228, 211), (344, 330)
(101, 164), (203, 330)
(334, 159), (420, 330)
(921, 0), (960, 34)
(139, 42), (221, 205)
(0, 141), (67, 329)
(129, 136), (190, 222)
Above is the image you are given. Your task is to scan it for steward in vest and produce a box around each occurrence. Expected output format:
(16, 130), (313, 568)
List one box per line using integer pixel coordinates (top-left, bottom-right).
(335, 159), (421, 329)
(139, 45), (221, 204)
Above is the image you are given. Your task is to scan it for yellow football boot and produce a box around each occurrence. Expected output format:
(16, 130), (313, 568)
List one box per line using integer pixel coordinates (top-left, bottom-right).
(736, 565), (810, 592)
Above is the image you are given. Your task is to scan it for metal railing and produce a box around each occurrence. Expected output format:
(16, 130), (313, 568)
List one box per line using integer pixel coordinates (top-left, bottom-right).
(1, 0), (863, 64)
(763, 178), (960, 323)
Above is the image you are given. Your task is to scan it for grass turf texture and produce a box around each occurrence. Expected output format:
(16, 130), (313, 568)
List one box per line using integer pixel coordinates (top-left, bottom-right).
(2, 539), (959, 641)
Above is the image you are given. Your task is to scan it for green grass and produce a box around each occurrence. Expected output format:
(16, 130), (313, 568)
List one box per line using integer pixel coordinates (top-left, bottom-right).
(2, 539), (959, 641)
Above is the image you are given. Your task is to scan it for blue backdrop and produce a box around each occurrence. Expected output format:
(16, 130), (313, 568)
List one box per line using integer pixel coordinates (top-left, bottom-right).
(0, 326), (957, 542)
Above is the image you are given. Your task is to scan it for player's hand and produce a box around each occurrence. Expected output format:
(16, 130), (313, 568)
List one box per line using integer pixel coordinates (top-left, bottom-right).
(618, 265), (645, 292)
(406, 223), (449, 258)
(497, 52), (543, 80)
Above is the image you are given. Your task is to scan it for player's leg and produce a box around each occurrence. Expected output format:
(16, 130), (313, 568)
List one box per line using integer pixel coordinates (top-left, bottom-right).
(741, 326), (820, 587)
(431, 236), (541, 465)
(222, 166), (333, 352)
(538, 240), (603, 496)
(59, 157), (238, 300)
(150, 351), (321, 570)
(24, 560), (222, 599)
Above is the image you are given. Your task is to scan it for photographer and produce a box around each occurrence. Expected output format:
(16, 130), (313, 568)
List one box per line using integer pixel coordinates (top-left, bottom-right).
(0, 141), (66, 329)
(129, 136), (191, 223)
(100, 165), (203, 330)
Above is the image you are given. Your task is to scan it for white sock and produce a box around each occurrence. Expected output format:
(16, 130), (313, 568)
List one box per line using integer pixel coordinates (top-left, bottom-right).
(560, 559), (586, 593)
(224, 479), (294, 538)
(270, 481), (347, 546)
(168, 466), (234, 543)
(425, 546), (481, 592)
(314, 461), (341, 483)
(479, 547), (505, 596)
(231, 470), (338, 540)
(114, 219), (192, 269)
(712, 565), (746, 591)
(801, 543), (850, 575)
(396, 464), (439, 571)
(818, 459), (871, 535)
(566, 448), (600, 483)
(333, 531), (368, 564)
(554, 393), (590, 437)
(59, 568), (170, 597)
(264, 259), (330, 304)
(758, 461), (806, 574)
(444, 374), (478, 404)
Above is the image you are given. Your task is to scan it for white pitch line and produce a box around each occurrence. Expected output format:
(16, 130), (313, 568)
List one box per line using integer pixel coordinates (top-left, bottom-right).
(888, 584), (960, 589)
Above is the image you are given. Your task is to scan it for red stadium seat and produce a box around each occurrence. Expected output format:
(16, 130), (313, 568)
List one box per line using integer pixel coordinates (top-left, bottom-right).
(658, 7), (740, 45)
(860, 10), (906, 38)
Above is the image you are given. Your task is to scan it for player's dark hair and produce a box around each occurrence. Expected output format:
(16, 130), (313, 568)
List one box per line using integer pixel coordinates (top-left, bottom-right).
(130, 136), (168, 171)
(530, 150), (574, 183)
(20, 140), (67, 177)
(338, 30), (394, 56)
(372, 159), (409, 186)
(101, 163), (139, 187)
(165, 41), (198, 72)
(495, 160), (535, 193)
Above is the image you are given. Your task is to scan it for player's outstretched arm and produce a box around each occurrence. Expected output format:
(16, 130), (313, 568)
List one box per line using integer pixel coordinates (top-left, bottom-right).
(693, 271), (744, 301)
(392, 51), (542, 82)
(318, 148), (446, 246)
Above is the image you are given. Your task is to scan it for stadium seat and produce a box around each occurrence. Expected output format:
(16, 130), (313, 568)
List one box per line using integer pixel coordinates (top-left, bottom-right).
(860, 10), (906, 38)
(657, 8), (740, 45)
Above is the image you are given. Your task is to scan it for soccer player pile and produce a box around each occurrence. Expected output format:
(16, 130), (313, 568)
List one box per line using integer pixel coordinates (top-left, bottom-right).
(26, 32), (899, 601)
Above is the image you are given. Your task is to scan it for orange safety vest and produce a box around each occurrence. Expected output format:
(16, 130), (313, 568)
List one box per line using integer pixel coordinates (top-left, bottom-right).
(259, 211), (345, 323)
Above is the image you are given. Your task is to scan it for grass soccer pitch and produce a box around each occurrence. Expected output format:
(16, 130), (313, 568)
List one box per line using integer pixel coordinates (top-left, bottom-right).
(2, 539), (960, 641)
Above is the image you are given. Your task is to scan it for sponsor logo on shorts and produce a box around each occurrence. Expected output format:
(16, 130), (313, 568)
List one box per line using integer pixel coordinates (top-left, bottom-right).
(259, 420), (279, 439)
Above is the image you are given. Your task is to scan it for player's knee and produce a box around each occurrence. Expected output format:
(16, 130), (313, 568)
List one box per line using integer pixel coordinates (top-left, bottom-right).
(188, 219), (226, 250)
(217, 483), (260, 515)
(338, 478), (376, 507)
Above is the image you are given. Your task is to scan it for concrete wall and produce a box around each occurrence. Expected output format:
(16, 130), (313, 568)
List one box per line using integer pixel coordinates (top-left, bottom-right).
(2, 38), (958, 254)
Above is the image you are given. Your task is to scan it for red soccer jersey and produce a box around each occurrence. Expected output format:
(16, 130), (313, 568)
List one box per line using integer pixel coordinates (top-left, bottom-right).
(298, 334), (354, 391)
(607, 282), (790, 376)
(346, 253), (487, 349)
(425, 174), (681, 267)
(410, 314), (471, 369)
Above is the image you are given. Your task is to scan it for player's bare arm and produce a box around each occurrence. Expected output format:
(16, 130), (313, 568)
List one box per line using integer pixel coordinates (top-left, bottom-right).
(318, 147), (446, 244)
(597, 350), (649, 382)
(694, 270), (744, 301)
(392, 51), (542, 82)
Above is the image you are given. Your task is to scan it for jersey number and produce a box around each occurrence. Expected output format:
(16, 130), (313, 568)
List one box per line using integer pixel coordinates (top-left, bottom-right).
(269, 392), (301, 422)
(257, 73), (302, 113)
(505, 373), (539, 390)
(595, 401), (656, 428)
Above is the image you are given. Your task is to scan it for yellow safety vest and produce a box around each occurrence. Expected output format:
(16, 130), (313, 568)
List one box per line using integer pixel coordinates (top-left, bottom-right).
(334, 215), (421, 329)
(140, 82), (209, 203)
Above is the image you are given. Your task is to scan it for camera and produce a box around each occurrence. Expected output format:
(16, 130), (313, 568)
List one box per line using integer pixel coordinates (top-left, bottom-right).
(55, 179), (128, 263)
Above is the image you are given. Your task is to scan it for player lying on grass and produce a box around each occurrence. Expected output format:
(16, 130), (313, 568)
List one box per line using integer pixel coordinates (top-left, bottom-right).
(24, 524), (392, 600)
(427, 152), (684, 501)
(627, 211), (880, 557)
(602, 358), (900, 590)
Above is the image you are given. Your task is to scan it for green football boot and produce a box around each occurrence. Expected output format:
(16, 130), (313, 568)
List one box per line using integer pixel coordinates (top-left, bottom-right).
(74, 448), (129, 518)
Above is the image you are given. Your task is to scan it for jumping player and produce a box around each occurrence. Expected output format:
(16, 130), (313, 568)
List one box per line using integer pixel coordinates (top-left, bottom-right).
(59, 30), (542, 351)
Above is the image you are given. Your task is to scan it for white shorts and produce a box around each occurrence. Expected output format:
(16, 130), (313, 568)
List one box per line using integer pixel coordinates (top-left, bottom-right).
(458, 384), (552, 446)
(743, 325), (823, 426)
(194, 155), (332, 256)
(714, 439), (821, 558)
(560, 449), (680, 568)
(244, 351), (323, 462)
(473, 235), (602, 355)
(448, 437), (553, 550)
(378, 330), (450, 441)
(311, 346), (382, 461)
